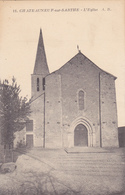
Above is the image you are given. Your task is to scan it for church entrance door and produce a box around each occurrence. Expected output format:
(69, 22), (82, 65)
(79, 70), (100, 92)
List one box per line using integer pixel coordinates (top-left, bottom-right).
(74, 124), (88, 146)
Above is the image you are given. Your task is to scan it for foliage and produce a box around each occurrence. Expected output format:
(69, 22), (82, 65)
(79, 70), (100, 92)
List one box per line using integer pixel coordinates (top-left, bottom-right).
(16, 139), (26, 149)
(0, 77), (31, 146)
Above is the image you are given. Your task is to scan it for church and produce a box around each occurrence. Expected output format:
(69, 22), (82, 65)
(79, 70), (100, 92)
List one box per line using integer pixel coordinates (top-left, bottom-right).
(25, 29), (119, 148)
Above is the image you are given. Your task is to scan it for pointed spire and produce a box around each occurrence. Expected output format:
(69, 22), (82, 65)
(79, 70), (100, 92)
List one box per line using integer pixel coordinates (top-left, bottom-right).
(33, 29), (49, 75)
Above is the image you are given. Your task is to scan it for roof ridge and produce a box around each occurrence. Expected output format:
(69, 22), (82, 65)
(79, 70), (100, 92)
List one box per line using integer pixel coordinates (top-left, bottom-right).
(46, 52), (117, 79)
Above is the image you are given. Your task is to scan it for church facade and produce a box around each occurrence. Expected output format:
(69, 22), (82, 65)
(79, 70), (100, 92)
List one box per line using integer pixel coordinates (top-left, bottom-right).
(26, 29), (118, 148)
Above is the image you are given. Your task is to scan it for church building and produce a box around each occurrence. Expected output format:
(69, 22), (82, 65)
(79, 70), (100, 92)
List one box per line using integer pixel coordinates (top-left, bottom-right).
(26, 29), (119, 148)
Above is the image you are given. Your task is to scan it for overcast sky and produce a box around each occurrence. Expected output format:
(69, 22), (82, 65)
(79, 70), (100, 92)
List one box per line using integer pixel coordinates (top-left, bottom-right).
(0, 1), (124, 126)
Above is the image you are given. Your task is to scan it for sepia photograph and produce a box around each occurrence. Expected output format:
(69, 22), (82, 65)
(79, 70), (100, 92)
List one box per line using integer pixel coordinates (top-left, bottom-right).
(0, 1), (125, 194)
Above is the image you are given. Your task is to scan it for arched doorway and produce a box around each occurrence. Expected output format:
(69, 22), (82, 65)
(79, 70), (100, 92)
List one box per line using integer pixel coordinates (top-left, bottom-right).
(74, 124), (88, 147)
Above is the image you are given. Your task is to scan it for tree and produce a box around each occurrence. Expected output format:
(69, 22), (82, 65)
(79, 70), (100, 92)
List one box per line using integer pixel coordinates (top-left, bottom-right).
(0, 77), (31, 148)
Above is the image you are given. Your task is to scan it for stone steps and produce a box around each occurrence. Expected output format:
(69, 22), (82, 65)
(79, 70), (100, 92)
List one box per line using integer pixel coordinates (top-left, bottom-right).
(54, 152), (124, 176)
(49, 154), (123, 163)
(26, 148), (125, 177)
(54, 162), (124, 176)
(52, 156), (121, 161)
(55, 161), (124, 166)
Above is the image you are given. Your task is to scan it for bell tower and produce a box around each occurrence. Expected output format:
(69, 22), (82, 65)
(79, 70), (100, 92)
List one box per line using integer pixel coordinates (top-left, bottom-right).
(31, 29), (49, 100)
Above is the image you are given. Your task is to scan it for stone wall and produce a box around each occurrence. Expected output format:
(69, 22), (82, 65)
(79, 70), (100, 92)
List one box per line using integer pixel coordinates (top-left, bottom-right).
(100, 72), (118, 147)
(31, 74), (44, 99)
(45, 74), (62, 148)
(31, 72), (45, 147)
(30, 95), (44, 147)
(58, 53), (101, 147)
(30, 53), (118, 149)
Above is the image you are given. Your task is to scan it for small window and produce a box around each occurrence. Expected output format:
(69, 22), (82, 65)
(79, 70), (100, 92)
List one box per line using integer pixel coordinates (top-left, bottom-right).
(43, 78), (45, 90)
(78, 90), (84, 110)
(26, 120), (33, 132)
(37, 78), (39, 91)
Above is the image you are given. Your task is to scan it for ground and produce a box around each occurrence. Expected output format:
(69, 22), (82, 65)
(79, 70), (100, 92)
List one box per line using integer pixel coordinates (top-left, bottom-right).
(0, 147), (125, 195)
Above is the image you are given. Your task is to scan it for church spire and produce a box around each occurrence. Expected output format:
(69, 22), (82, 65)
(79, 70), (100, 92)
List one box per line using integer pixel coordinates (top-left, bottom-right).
(33, 29), (49, 76)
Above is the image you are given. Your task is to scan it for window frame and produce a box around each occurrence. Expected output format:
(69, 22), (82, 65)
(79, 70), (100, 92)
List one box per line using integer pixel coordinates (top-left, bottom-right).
(43, 77), (45, 90)
(26, 120), (33, 132)
(37, 77), (39, 91)
(77, 89), (86, 111)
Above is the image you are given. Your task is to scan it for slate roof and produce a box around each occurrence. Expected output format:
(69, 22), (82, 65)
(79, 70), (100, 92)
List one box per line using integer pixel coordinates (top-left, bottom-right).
(33, 29), (49, 76)
(46, 52), (117, 80)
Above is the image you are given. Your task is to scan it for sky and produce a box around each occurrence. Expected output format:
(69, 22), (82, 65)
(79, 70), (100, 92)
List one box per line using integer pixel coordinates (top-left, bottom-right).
(0, 1), (125, 126)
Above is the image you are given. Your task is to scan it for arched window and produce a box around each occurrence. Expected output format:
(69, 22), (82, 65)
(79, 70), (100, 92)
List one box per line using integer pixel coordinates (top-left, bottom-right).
(78, 90), (84, 110)
(37, 78), (39, 91)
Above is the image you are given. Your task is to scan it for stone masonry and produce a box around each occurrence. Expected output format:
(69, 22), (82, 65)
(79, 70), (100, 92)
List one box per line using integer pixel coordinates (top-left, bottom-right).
(28, 29), (118, 148)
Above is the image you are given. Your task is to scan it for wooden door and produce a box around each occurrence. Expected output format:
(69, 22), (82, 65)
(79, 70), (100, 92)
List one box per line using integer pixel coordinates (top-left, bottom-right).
(74, 124), (88, 146)
(26, 134), (33, 148)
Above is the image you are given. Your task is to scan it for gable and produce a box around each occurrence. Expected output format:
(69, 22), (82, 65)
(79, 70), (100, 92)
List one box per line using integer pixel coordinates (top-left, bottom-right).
(58, 52), (100, 77)
(47, 52), (116, 80)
